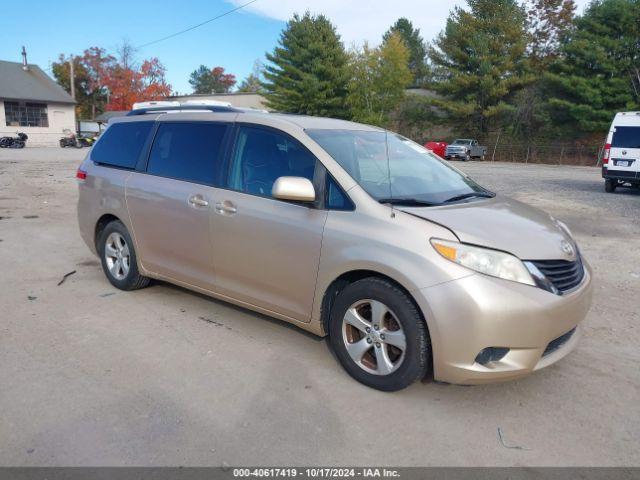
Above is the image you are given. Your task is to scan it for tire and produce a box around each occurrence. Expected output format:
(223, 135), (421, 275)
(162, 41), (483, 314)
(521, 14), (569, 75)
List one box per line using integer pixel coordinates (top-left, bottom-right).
(328, 277), (431, 391)
(464, 152), (471, 162)
(604, 178), (617, 193)
(97, 220), (150, 290)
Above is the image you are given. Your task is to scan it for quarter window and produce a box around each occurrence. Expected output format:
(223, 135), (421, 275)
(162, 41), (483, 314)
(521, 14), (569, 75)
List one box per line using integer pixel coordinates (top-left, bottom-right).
(147, 123), (228, 185)
(91, 122), (154, 169)
(4, 101), (48, 127)
(229, 126), (317, 197)
(326, 176), (354, 210)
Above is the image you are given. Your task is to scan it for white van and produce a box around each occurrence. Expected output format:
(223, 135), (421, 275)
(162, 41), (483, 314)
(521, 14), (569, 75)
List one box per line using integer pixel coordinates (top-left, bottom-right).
(602, 112), (640, 192)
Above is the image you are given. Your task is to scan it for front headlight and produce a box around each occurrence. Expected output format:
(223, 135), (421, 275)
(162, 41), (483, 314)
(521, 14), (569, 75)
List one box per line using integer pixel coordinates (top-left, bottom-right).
(430, 239), (535, 286)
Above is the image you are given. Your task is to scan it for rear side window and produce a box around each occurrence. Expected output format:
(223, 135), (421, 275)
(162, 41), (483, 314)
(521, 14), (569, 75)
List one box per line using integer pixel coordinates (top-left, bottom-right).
(612, 126), (640, 148)
(147, 123), (228, 185)
(91, 122), (154, 168)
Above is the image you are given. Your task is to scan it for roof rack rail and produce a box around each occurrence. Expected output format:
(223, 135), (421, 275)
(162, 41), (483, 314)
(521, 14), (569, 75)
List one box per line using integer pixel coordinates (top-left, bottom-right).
(126, 105), (241, 116)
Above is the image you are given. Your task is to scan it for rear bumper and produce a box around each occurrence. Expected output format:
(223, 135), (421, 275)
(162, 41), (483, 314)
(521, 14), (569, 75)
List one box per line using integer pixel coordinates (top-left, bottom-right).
(602, 166), (639, 182)
(414, 261), (593, 385)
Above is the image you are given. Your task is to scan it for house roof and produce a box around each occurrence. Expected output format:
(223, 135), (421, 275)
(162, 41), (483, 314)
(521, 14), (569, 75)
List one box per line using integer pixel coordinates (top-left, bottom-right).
(0, 60), (75, 104)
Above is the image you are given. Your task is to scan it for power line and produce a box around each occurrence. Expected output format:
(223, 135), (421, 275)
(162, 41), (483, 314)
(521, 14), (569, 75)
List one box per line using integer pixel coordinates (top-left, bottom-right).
(136, 0), (259, 49)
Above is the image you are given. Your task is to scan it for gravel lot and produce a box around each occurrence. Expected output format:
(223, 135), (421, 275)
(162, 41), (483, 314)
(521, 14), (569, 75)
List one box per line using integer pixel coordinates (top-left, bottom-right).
(1, 148), (638, 467)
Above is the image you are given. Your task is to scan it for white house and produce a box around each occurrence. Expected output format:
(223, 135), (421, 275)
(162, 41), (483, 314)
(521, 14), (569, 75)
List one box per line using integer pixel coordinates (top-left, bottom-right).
(0, 56), (76, 147)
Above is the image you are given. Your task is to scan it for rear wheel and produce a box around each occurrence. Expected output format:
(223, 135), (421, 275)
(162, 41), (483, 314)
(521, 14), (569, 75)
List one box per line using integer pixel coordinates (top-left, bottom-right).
(98, 220), (150, 290)
(328, 277), (431, 391)
(605, 178), (617, 193)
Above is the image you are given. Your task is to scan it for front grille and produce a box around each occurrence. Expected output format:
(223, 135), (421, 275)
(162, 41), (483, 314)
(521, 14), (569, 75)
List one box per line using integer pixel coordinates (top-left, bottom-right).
(529, 257), (584, 294)
(543, 327), (576, 357)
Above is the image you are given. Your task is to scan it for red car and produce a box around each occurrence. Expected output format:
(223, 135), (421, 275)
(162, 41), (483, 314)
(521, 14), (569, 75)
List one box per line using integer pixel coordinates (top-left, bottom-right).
(424, 141), (447, 158)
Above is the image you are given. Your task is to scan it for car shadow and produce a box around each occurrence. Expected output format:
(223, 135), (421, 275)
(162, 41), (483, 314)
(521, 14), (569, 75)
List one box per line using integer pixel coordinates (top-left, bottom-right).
(154, 280), (324, 342)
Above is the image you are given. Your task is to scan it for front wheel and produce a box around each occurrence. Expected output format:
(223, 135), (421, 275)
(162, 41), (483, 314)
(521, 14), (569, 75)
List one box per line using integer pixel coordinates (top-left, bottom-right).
(604, 178), (617, 193)
(98, 220), (150, 290)
(464, 152), (471, 162)
(328, 277), (431, 391)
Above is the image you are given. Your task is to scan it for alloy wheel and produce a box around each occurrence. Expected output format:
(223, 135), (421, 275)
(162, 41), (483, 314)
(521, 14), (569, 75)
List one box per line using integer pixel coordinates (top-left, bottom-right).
(341, 299), (407, 375)
(104, 232), (130, 281)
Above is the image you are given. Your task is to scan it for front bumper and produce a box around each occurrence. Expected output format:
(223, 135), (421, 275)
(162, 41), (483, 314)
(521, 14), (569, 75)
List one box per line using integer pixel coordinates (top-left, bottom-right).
(414, 261), (592, 385)
(445, 150), (466, 158)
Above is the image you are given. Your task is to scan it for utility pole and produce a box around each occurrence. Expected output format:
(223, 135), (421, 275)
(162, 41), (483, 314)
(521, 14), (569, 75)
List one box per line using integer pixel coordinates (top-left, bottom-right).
(68, 56), (75, 100)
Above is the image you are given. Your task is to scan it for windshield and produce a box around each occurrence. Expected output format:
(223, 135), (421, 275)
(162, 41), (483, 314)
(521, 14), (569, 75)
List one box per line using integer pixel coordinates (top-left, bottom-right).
(452, 139), (471, 145)
(306, 129), (489, 205)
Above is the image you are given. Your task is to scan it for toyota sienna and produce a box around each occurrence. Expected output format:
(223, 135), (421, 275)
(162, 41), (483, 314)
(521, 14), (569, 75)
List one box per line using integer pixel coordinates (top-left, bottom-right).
(77, 103), (592, 391)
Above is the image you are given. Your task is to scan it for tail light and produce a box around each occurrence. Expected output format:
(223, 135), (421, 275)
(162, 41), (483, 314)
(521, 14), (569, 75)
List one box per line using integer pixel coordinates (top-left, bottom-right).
(602, 143), (611, 165)
(76, 168), (87, 181)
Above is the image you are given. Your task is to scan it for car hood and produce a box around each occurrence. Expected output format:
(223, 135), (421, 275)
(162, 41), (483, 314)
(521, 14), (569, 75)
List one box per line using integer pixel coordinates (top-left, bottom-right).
(399, 196), (575, 261)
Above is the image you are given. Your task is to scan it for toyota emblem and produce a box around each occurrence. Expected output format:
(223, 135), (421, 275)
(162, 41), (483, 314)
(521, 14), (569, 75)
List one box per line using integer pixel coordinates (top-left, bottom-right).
(561, 240), (574, 257)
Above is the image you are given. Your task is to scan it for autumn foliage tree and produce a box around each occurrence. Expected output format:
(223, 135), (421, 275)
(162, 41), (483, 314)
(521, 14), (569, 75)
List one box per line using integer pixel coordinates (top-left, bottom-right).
(52, 45), (172, 116)
(104, 58), (172, 111)
(189, 65), (236, 93)
(52, 47), (116, 119)
(526, 0), (576, 71)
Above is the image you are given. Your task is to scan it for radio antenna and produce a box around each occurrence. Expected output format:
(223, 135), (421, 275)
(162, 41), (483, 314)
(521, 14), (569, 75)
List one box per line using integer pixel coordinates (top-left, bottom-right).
(384, 130), (395, 218)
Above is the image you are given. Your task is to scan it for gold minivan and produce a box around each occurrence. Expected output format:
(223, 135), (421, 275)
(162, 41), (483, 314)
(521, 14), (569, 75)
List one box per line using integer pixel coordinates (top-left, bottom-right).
(77, 104), (592, 391)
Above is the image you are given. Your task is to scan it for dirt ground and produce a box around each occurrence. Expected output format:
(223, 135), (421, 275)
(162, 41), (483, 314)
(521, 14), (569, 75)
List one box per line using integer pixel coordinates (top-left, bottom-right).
(0, 148), (638, 467)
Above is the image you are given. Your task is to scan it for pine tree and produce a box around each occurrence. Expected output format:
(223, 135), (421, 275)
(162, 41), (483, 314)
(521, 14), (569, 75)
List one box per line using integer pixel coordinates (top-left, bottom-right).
(543, 0), (640, 135)
(383, 18), (428, 86)
(428, 0), (530, 136)
(262, 12), (350, 118)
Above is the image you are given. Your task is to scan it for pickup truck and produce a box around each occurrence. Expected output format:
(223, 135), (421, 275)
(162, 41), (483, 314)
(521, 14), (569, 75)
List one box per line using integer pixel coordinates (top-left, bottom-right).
(444, 139), (487, 161)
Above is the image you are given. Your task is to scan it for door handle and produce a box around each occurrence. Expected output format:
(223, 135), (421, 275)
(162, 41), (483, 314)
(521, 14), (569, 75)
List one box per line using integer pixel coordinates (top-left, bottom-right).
(188, 195), (209, 207)
(215, 201), (237, 215)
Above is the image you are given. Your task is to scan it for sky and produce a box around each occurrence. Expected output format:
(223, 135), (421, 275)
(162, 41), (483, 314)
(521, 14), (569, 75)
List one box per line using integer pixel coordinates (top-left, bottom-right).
(0, 0), (592, 95)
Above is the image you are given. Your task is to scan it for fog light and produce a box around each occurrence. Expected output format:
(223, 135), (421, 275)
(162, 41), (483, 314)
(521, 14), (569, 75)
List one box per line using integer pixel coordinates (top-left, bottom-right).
(475, 347), (510, 365)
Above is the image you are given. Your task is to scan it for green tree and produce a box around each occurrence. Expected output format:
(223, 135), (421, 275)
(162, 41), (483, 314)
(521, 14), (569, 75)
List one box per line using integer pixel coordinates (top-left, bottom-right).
(428, 0), (530, 136)
(383, 18), (428, 86)
(347, 33), (413, 126)
(262, 12), (350, 117)
(189, 65), (236, 93)
(543, 0), (640, 135)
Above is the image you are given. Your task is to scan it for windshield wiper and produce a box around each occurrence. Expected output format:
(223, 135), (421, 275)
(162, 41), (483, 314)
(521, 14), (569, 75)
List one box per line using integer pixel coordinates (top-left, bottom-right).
(442, 191), (495, 203)
(378, 198), (439, 207)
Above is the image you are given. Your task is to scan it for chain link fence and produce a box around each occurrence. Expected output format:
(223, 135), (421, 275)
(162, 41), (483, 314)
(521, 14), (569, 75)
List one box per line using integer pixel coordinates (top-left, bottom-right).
(485, 141), (605, 166)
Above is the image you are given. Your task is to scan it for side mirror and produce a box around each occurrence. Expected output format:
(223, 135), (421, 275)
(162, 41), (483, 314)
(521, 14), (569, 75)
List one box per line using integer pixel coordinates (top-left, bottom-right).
(272, 176), (316, 202)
